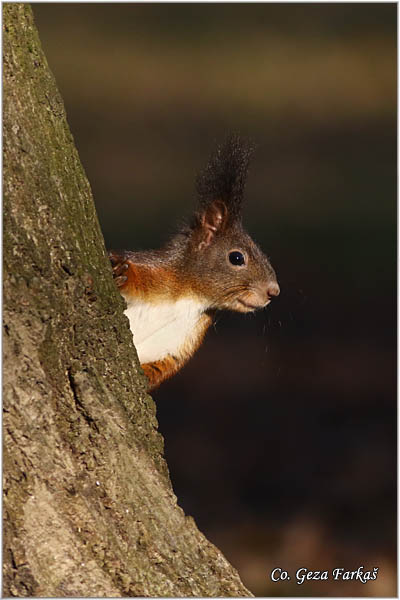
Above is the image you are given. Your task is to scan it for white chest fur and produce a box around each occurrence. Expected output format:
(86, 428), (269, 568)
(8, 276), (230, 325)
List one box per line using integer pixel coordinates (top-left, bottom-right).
(124, 296), (208, 364)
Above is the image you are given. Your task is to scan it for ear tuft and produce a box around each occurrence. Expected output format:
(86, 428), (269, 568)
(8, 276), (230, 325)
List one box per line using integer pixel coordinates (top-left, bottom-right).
(195, 134), (255, 223)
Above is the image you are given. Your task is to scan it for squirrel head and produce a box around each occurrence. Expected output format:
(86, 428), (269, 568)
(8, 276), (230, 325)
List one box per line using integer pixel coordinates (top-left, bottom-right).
(179, 135), (280, 313)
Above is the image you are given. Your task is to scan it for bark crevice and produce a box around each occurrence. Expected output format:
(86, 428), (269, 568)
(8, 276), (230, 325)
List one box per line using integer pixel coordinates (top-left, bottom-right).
(3, 4), (252, 597)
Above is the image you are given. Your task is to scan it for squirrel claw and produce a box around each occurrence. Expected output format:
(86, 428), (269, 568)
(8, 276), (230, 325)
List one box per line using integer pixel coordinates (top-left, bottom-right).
(110, 259), (129, 288)
(112, 262), (129, 276)
(114, 274), (128, 288)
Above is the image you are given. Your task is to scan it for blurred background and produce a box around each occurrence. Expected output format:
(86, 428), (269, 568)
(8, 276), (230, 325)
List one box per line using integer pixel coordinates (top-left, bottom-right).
(33, 4), (396, 596)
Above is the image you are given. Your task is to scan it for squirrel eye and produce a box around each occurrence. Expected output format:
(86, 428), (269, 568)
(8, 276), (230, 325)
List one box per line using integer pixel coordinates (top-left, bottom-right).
(229, 251), (245, 266)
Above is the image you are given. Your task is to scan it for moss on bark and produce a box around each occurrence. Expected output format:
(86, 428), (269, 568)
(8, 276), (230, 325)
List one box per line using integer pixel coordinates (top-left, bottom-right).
(3, 4), (251, 597)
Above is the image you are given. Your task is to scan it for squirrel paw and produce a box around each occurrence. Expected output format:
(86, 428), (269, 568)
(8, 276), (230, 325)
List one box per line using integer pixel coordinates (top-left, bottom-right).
(111, 260), (128, 288)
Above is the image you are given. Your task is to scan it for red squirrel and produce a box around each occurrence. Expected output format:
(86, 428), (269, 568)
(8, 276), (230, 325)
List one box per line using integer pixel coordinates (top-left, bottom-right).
(110, 135), (280, 390)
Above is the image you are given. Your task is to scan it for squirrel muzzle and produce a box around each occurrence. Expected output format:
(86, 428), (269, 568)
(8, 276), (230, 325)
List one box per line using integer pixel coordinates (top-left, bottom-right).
(235, 280), (280, 313)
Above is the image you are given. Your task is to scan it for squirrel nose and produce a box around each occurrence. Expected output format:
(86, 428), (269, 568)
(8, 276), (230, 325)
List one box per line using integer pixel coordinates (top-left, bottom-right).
(267, 281), (280, 299)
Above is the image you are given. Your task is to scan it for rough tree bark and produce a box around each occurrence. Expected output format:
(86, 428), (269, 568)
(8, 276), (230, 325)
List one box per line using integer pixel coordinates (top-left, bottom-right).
(3, 4), (251, 597)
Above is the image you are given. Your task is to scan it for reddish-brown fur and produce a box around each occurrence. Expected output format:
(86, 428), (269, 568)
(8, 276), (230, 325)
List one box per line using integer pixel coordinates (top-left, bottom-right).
(111, 255), (214, 389)
(141, 310), (212, 389)
(110, 136), (280, 391)
(123, 262), (178, 300)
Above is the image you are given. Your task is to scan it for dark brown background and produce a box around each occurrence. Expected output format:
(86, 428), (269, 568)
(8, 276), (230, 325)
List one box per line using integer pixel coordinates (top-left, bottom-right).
(33, 4), (396, 596)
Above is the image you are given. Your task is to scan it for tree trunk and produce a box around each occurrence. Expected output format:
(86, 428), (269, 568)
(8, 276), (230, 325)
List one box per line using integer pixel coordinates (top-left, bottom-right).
(2, 4), (251, 597)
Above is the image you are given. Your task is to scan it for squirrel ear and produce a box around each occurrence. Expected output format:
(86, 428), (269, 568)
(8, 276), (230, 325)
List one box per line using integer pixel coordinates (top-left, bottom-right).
(197, 200), (227, 250)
